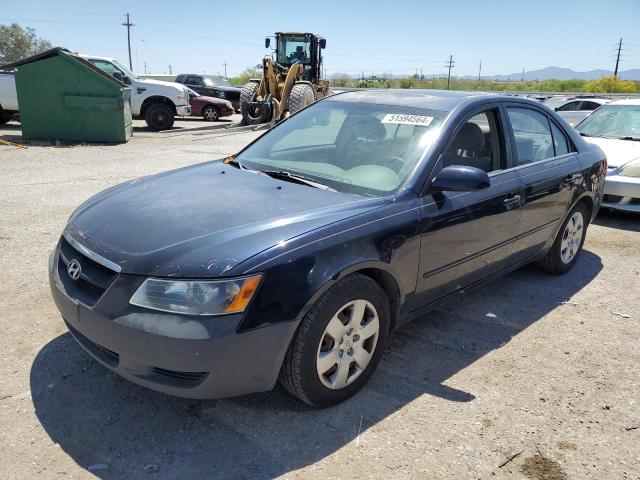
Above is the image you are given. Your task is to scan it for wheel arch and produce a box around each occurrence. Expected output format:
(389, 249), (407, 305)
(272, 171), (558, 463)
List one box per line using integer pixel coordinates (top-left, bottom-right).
(546, 193), (594, 251)
(140, 96), (177, 116)
(295, 261), (404, 332)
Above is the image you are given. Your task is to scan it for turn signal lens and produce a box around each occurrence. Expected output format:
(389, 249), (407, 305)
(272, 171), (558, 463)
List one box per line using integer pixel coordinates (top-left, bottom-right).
(225, 275), (262, 313)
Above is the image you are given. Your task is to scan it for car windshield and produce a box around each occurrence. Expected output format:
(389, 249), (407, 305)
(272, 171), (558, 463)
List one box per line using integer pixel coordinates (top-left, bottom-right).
(206, 77), (233, 88)
(111, 59), (138, 80)
(235, 100), (445, 197)
(576, 104), (640, 139)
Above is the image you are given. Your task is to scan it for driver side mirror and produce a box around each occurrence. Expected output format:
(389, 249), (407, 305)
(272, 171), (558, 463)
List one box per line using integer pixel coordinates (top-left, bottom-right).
(265, 37), (271, 48)
(431, 165), (490, 192)
(319, 38), (326, 49)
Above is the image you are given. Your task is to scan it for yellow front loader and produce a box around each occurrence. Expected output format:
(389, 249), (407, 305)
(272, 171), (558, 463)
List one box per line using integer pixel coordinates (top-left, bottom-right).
(240, 32), (331, 125)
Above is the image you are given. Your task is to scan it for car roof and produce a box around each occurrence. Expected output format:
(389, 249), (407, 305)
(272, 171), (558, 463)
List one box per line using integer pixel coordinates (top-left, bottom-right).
(327, 89), (518, 112)
(608, 98), (640, 106)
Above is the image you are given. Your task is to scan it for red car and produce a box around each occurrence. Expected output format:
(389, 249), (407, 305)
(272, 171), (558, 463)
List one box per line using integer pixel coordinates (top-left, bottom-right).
(187, 88), (234, 121)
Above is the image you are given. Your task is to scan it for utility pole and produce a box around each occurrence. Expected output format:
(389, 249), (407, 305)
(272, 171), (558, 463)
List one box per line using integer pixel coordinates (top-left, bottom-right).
(614, 37), (622, 78)
(143, 62), (148, 74)
(478, 61), (482, 81)
(168, 64), (172, 75)
(122, 13), (134, 70)
(223, 60), (228, 77)
(521, 68), (525, 83)
(420, 67), (423, 83)
(445, 54), (455, 90)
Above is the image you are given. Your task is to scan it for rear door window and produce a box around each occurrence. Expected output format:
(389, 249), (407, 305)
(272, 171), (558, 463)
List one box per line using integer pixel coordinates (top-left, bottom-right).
(550, 122), (571, 156)
(506, 107), (555, 165)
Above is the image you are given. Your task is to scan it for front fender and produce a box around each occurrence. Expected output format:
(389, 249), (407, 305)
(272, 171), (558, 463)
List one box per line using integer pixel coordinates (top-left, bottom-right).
(235, 198), (422, 332)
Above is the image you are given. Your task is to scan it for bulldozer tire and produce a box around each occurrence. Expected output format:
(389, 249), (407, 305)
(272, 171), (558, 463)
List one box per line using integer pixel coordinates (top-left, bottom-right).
(241, 82), (271, 125)
(289, 83), (315, 115)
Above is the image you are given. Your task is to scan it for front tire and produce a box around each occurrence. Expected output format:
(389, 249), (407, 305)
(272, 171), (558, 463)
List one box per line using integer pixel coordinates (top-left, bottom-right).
(289, 83), (315, 115)
(280, 274), (390, 407)
(202, 105), (220, 122)
(240, 81), (271, 125)
(144, 103), (175, 131)
(536, 202), (589, 274)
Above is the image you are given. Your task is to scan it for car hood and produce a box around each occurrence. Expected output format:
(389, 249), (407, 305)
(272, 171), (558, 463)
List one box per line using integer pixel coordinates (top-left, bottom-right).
(583, 137), (640, 170)
(139, 78), (187, 92)
(65, 161), (388, 277)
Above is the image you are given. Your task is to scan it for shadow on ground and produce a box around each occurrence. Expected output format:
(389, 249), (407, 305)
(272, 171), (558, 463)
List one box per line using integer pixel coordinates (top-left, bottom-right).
(30, 251), (602, 479)
(593, 209), (639, 232)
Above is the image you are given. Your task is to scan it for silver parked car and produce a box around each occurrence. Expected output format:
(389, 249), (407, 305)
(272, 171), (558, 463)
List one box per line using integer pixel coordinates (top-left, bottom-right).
(544, 97), (611, 126)
(577, 99), (640, 213)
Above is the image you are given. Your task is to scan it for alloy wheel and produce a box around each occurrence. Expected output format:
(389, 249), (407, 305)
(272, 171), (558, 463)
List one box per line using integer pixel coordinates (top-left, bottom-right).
(560, 211), (584, 264)
(316, 299), (380, 389)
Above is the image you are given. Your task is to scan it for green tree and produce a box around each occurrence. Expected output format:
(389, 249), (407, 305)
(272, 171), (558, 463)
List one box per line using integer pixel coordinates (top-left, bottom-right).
(0, 23), (53, 64)
(227, 66), (262, 86)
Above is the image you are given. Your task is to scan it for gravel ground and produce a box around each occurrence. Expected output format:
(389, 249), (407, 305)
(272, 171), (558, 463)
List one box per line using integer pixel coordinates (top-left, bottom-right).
(0, 117), (638, 480)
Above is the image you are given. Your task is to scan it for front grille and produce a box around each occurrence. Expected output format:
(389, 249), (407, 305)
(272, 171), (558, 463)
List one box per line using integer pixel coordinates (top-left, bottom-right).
(66, 319), (119, 367)
(57, 237), (117, 306)
(150, 367), (209, 388)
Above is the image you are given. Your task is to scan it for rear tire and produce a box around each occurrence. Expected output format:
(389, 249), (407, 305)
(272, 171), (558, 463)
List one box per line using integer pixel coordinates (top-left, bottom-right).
(536, 202), (589, 275)
(279, 274), (390, 408)
(240, 81), (271, 125)
(202, 105), (220, 122)
(289, 83), (315, 115)
(145, 103), (175, 131)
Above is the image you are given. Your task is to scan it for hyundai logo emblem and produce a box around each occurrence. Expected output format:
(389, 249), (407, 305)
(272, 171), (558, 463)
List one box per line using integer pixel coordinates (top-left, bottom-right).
(67, 260), (82, 280)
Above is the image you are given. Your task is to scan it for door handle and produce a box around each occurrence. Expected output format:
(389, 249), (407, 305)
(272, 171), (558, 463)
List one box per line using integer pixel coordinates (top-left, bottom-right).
(503, 194), (521, 209)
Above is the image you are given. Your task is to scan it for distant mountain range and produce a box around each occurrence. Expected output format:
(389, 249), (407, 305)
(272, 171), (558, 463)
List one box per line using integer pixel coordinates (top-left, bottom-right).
(331, 66), (640, 81)
(483, 66), (640, 81)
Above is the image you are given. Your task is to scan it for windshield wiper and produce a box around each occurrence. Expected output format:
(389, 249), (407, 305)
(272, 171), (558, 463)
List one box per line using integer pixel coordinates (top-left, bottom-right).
(260, 170), (336, 192)
(619, 136), (640, 141)
(579, 132), (593, 137)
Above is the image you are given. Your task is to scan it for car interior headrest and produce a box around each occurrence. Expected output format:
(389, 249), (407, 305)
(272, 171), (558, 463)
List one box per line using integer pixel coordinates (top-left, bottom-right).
(450, 122), (485, 152)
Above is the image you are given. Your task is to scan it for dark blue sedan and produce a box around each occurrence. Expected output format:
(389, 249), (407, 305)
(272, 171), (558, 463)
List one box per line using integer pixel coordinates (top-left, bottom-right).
(49, 90), (606, 407)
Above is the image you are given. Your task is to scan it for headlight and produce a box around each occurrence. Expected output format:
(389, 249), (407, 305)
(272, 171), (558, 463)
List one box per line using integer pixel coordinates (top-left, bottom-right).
(176, 92), (186, 103)
(618, 159), (640, 178)
(130, 275), (262, 316)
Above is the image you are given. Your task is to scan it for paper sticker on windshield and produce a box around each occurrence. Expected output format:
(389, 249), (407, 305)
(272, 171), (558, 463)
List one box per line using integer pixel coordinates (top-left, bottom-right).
(381, 114), (434, 127)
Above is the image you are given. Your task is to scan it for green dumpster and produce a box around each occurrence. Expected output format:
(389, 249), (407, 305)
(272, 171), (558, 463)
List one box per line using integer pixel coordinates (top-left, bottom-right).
(2, 48), (132, 143)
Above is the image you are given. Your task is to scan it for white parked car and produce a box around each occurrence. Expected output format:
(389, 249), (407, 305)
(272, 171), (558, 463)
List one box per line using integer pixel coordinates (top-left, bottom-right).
(0, 72), (18, 123)
(576, 99), (640, 213)
(544, 96), (611, 126)
(79, 55), (191, 130)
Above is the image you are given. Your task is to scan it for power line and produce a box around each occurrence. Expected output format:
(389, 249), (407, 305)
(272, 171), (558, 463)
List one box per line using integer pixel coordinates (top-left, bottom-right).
(122, 13), (134, 70)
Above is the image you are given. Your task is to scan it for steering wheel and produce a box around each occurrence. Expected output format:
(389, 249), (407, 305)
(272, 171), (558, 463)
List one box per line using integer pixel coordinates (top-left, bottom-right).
(380, 156), (406, 173)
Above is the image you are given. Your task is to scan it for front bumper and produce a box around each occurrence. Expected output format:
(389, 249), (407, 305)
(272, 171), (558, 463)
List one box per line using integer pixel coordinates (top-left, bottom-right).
(48, 244), (298, 399)
(602, 175), (640, 213)
(176, 104), (191, 116)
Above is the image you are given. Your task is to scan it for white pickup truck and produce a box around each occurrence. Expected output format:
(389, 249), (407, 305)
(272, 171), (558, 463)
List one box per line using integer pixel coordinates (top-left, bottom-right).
(0, 73), (18, 123)
(79, 55), (191, 130)
(0, 55), (191, 130)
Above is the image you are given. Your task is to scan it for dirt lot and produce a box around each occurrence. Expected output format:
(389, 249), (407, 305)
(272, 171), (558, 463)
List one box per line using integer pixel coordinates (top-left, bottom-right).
(0, 117), (638, 480)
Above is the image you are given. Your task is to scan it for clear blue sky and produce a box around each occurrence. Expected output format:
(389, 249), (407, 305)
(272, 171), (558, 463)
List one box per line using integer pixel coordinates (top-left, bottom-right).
(1, 0), (639, 77)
